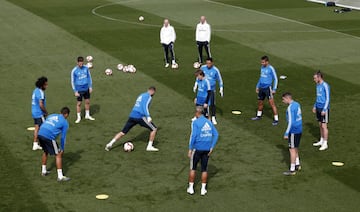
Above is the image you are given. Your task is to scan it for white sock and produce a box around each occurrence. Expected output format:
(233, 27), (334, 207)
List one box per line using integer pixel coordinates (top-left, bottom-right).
(57, 169), (64, 179)
(274, 115), (279, 121)
(201, 183), (206, 190)
(323, 140), (328, 145)
(148, 141), (153, 147)
(295, 157), (300, 166)
(42, 165), (47, 173)
(77, 113), (81, 119)
(290, 163), (296, 172)
(85, 110), (90, 117)
(320, 137), (324, 142)
(188, 182), (194, 189)
(108, 139), (116, 146)
(257, 111), (262, 117)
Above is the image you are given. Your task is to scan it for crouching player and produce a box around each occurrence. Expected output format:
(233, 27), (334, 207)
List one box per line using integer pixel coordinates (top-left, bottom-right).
(38, 107), (71, 182)
(282, 93), (302, 176)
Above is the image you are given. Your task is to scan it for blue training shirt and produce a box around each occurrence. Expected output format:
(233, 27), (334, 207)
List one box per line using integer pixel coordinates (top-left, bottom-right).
(256, 64), (278, 91)
(189, 115), (219, 151)
(31, 88), (46, 118)
(71, 65), (93, 92)
(38, 114), (69, 151)
(314, 81), (330, 112)
(284, 100), (303, 136)
(129, 92), (152, 119)
(200, 65), (223, 90)
(196, 78), (211, 104)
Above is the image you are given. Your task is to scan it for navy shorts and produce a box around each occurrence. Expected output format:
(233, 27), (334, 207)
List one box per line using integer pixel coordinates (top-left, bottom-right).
(77, 89), (90, 101)
(316, 108), (329, 123)
(258, 87), (273, 100)
(121, 117), (157, 134)
(190, 150), (210, 172)
(38, 135), (60, 155)
(33, 116), (45, 125)
(288, 133), (302, 148)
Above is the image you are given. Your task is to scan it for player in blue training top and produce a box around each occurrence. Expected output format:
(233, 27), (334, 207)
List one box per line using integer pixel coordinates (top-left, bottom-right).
(105, 86), (159, 152)
(31, 76), (48, 151)
(187, 106), (218, 196)
(71, 56), (95, 124)
(252, 55), (279, 125)
(38, 107), (71, 182)
(193, 70), (211, 119)
(281, 92), (302, 176)
(194, 58), (223, 125)
(312, 71), (330, 151)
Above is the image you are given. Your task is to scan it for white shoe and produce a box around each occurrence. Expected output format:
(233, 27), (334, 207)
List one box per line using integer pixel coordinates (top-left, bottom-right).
(146, 146), (159, 152)
(187, 187), (194, 195)
(32, 143), (42, 151)
(75, 118), (81, 123)
(211, 117), (217, 125)
(201, 188), (207, 196)
(165, 63), (170, 68)
(105, 144), (112, 151)
(313, 141), (323, 146)
(319, 143), (328, 151)
(85, 116), (95, 121)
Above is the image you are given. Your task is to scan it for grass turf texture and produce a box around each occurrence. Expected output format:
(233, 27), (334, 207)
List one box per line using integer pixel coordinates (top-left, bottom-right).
(1, 0), (360, 211)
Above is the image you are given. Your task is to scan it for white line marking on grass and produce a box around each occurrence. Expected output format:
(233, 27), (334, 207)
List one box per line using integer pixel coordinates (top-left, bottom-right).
(205, 0), (360, 40)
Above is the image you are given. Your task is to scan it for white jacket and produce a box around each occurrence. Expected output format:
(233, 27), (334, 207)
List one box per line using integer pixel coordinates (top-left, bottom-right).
(160, 25), (176, 45)
(196, 22), (211, 42)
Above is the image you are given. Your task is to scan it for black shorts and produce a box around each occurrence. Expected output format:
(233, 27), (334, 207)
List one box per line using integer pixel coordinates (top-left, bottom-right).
(288, 133), (301, 148)
(258, 87), (273, 100)
(121, 117), (157, 134)
(77, 89), (90, 101)
(190, 150), (210, 172)
(33, 116), (45, 125)
(38, 135), (60, 155)
(316, 108), (329, 123)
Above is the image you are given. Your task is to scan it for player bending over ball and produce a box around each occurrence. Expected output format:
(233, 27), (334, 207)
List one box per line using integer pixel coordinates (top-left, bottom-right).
(187, 106), (218, 196)
(38, 107), (71, 182)
(31, 76), (48, 151)
(252, 55), (279, 125)
(105, 86), (159, 152)
(282, 93), (302, 176)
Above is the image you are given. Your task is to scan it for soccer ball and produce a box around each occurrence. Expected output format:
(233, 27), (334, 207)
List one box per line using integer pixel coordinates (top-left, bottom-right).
(171, 63), (179, 69)
(193, 62), (201, 69)
(128, 64), (137, 73)
(123, 142), (134, 152)
(117, 64), (124, 71)
(104, 68), (113, 75)
(122, 65), (129, 73)
(138, 16), (144, 21)
(86, 55), (93, 62)
(86, 62), (93, 69)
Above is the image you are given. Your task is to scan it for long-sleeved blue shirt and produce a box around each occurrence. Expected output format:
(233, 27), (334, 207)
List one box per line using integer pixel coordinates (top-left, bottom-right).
(31, 88), (46, 118)
(196, 78), (211, 104)
(129, 92), (152, 118)
(314, 81), (330, 111)
(256, 64), (278, 91)
(38, 114), (69, 151)
(200, 65), (223, 90)
(71, 65), (93, 92)
(189, 115), (218, 151)
(284, 100), (303, 136)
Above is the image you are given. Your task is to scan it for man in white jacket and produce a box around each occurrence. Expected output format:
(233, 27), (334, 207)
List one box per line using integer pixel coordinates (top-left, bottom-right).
(196, 16), (211, 63)
(160, 19), (177, 68)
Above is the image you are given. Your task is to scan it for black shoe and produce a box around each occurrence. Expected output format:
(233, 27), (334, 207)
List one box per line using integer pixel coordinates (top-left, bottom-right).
(283, 170), (296, 176)
(251, 116), (261, 121)
(272, 120), (279, 126)
(295, 165), (301, 171)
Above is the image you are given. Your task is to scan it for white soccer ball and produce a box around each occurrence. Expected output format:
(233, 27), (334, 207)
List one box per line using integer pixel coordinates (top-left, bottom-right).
(86, 55), (93, 62)
(193, 62), (201, 69)
(105, 68), (113, 75)
(138, 16), (144, 21)
(122, 65), (129, 73)
(86, 62), (93, 69)
(117, 64), (124, 71)
(171, 63), (179, 69)
(123, 142), (134, 152)
(127, 64), (137, 73)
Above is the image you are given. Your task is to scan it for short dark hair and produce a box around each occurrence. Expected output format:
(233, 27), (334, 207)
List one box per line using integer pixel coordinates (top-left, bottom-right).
(77, 56), (84, 62)
(206, 57), (213, 62)
(61, 107), (70, 115)
(35, 76), (48, 88)
(148, 86), (156, 91)
(282, 92), (292, 98)
(314, 70), (323, 79)
(261, 55), (269, 61)
(195, 69), (205, 77)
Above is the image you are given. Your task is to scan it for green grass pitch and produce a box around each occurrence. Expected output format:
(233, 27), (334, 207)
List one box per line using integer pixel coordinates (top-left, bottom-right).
(1, 0), (360, 211)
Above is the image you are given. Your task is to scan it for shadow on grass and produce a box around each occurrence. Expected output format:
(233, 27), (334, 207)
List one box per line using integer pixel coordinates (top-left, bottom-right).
(276, 144), (289, 167)
(48, 150), (83, 173)
(326, 166), (360, 192)
(305, 121), (319, 139)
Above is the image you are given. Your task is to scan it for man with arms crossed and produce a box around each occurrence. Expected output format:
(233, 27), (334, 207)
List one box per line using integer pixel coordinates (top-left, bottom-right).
(312, 71), (330, 151)
(38, 107), (71, 182)
(160, 19), (177, 68)
(187, 106), (218, 196)
(282, 93), (302, 176)
(196, 16), (211, 63)
(105, 86), (159, 152)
